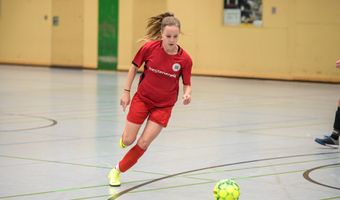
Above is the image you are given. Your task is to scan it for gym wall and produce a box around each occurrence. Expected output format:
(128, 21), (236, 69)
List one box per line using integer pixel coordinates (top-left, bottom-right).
(118, 0), (340, 82)
(0, 0), (339, 82)
(0, 0), (98, 69)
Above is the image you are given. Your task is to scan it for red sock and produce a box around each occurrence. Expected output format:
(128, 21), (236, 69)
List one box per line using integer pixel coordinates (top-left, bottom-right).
(118, 144), (146, 172)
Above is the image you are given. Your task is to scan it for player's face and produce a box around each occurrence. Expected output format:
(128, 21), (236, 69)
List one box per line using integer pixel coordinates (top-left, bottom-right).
(161, 25), (180, 52)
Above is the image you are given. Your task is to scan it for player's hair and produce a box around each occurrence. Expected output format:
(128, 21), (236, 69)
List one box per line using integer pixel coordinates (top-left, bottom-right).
(143, 12), (181, 41)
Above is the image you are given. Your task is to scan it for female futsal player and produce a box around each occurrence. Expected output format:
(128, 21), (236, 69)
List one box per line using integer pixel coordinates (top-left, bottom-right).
(314, 59), (340, 147)
(108, 12), (193, 186)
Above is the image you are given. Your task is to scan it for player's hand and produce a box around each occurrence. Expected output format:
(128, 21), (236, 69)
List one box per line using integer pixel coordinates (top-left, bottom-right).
(182, 93), (191, 105)
(120, 92), (130, 112)
(336, 60), (340, 69)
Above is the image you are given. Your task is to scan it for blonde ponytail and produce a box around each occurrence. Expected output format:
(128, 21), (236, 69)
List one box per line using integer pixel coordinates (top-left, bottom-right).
(142, 12), (181, 41)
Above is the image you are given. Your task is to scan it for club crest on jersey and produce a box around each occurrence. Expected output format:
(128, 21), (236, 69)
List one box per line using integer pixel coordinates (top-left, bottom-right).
(172, 63), (181, 72)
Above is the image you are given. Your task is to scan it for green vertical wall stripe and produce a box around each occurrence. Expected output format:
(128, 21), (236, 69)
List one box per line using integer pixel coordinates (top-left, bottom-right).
(98, 0), (118, 70)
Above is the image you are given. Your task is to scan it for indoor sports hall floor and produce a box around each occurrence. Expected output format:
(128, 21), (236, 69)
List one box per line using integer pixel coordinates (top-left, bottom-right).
(0, 64), (339, 200)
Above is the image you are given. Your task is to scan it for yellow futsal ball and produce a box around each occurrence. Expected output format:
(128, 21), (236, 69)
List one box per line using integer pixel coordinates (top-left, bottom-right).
(213, 179), (240, 200)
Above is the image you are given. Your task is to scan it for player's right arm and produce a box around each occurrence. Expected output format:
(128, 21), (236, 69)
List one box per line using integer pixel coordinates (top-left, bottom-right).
(120, 65), (138, 112)
(336, 60), (340, 69)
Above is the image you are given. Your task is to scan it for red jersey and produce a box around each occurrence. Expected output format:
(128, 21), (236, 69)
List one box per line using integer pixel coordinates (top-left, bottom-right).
(132, 40), (192, 107)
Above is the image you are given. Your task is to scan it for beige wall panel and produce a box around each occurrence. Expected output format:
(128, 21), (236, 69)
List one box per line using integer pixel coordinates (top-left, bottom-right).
(83, 0), (98, 69)
(118, 0), (134, 70)
(296, 0), (340, 24)
(0, 0), (52, 65)
(192, 28), (290, 80)
(293, 25), (340, 76)
(51, 0), (84, 67)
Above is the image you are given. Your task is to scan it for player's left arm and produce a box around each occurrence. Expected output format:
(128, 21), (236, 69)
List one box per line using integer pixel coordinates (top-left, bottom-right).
(181, 54), (193, 105)
(182, 85), (191, 105)
(336, 59), (340, 69)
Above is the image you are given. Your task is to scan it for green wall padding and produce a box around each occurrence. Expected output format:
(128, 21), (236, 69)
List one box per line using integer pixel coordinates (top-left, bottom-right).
(98, 0), (118, 70)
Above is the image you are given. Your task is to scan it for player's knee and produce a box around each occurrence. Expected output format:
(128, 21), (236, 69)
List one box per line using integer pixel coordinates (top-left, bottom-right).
(122, 135), (136, 146)
(137, 139), (149, 150)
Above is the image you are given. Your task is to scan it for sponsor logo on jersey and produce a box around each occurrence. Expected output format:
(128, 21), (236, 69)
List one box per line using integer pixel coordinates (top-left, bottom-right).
(149, 66), (177, 78)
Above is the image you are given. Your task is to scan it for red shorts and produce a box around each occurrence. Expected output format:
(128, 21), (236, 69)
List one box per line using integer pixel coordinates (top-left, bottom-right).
(127, 94), (173, 127)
